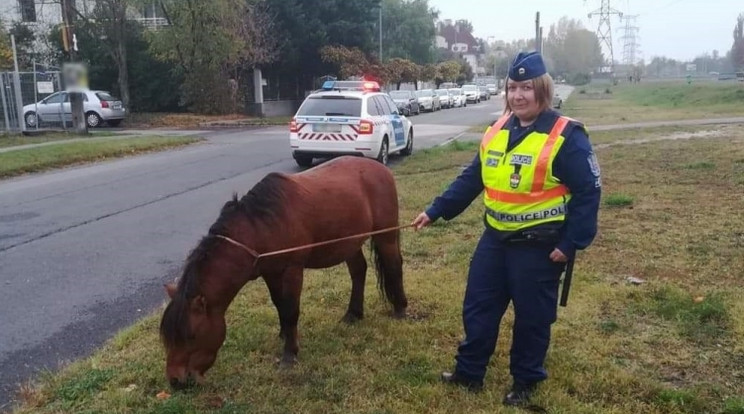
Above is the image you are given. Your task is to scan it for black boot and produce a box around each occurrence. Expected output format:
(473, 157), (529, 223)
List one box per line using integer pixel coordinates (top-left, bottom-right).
(503, 381), (537, 406)
(440, 371), (483, 392)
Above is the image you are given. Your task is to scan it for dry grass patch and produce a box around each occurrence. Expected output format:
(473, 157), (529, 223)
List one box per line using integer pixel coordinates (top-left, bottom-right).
(9, 133), (744, 414)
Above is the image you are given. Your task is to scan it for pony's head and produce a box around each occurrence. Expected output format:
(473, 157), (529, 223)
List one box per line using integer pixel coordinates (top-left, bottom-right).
(159, 174), (290, 389)
(159, 257), (229, 390)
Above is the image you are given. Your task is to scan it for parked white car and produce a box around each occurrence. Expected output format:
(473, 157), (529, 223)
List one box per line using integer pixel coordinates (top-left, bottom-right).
(462, 84), (480, 103)
(448, 88), (467, 107)
(289, 80), (414, 167)
(23, 89), (126, 128)
(415, 89), (441, 112)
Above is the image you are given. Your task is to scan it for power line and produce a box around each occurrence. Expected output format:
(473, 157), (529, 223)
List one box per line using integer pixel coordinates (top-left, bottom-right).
(619, 14), (641, 65)
(588, 0), (624, 74)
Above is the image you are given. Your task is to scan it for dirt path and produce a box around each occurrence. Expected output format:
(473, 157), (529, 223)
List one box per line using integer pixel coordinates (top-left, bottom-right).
(590, 117), (744, 131)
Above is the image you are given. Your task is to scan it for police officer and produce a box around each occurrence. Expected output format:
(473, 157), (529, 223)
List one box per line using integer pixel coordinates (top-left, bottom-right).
(412, 51), (601, 406)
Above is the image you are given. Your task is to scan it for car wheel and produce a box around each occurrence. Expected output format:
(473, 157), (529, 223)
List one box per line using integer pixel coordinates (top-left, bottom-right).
(401, 129), (413, 156)
(376, 137), (389, 165)
(294, 155), (313, 168)
(25, 112), (38, 128)
(86, 112), (102, 128)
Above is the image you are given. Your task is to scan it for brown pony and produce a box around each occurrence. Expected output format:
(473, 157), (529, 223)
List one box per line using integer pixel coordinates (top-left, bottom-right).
(159, 156), (409, 389)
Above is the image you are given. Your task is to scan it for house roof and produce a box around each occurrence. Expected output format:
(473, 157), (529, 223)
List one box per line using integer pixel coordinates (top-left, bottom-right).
(438, 25), (477, 48)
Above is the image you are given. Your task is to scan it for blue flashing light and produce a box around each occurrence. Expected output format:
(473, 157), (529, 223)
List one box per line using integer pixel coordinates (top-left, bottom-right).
(321, 80), (336, 90)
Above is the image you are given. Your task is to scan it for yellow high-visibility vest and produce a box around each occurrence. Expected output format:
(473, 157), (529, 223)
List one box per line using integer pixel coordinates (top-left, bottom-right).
(479, 114), (573, 232)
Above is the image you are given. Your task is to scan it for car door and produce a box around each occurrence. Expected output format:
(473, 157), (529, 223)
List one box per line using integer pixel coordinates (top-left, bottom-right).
(37, 92), (67, 123)
(379, 95), (405, 148)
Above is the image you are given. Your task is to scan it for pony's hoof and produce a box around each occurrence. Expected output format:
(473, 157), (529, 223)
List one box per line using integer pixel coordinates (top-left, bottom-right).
(392, 309), (407, 319)
(341, 312), (363, 324)
(279, 355), (298, 369)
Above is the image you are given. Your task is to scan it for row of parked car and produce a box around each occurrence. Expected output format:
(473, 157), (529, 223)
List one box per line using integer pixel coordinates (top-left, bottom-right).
(387, 83), (499, 116)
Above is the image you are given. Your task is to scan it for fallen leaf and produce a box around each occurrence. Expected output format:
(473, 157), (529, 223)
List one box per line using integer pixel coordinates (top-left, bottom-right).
(124, 384), (137, 392)
(693, 296), (705, 303)
(156, 390), (171, 400)
(627, 276), (645, 285)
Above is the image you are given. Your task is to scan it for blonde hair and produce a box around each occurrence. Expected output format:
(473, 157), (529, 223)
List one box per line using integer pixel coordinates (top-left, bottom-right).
(502, 73), (555, 116)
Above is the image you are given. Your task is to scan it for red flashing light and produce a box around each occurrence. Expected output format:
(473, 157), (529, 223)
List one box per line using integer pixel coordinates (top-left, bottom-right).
(362, 81), (380, 91)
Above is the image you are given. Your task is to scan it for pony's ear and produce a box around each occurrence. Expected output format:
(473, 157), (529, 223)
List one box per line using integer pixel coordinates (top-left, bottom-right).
(164, 283), (177, 299)
(190, 295), (207, 314)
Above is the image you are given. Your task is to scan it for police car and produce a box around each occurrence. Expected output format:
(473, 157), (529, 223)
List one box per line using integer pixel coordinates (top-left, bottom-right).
(289, 80), (414, 167)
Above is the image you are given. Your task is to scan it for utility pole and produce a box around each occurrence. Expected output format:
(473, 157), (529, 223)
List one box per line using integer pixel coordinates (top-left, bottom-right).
(588, 0), (623, 75)
(379, 6), (382, 62)
(61, 0), (88, 134)
(535, 12), (541, 52)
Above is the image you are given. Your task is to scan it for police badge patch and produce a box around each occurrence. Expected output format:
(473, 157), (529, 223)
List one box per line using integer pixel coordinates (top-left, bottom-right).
(588, 153), (601, 177)
(486, 157), (499, 167)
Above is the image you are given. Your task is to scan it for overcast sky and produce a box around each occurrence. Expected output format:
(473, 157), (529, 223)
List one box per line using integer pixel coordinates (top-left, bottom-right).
(427, 0), (743, 62)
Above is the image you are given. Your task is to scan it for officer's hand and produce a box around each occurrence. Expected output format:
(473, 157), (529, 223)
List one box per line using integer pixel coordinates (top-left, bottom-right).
(411, 212), (431, 231)
(549, 248), (568, 263)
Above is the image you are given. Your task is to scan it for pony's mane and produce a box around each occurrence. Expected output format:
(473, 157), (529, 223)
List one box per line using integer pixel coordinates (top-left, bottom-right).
(159, 172), (292, 348)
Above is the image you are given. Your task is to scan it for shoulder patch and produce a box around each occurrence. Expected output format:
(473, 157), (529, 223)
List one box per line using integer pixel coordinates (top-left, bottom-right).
(588, 152), (601, 177)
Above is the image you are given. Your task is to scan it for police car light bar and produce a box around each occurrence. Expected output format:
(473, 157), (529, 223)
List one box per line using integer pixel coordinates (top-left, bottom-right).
(321, 80), (380, 92)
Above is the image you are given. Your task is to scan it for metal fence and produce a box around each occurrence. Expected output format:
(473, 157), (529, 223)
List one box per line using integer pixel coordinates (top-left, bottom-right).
(1, 70), (66, 133)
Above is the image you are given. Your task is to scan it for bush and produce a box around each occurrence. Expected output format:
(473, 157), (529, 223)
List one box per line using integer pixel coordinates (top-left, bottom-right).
(566, 72), (592, 86)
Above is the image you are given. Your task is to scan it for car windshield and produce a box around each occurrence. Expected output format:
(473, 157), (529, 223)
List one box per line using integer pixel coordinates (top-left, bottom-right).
(388, 91), (410, 99)
(297, 96), (362, 117)
(449, 88), (462, 94)
(416, 90), (433, 97)
(435, 89), (448, 95)
(462, 85), (477, 91)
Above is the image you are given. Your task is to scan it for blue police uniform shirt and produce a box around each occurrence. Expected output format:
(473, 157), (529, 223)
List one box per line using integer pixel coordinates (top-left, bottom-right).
(424, 109), (601, 258)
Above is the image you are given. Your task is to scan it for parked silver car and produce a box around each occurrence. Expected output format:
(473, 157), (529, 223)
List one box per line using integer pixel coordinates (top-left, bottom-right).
(23, 90), (127, 128)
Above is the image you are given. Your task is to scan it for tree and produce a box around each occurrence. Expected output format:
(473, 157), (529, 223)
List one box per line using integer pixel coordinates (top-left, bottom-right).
(380, 0), (437, 64)
(151, 0), (277, 113)
(543, 17), (602, 82)
(732, 13), (744, 70)
(436, 60), (460, 84)
(319, 45), (370, 79)
(385, 57), (419, 89)
(0, 21), (12, 70)
(85, 0), (131, 109)
(263, 0), (380, 95)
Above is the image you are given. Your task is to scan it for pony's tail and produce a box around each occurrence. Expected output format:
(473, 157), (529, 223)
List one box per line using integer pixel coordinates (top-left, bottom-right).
(369, 235), (405, 309)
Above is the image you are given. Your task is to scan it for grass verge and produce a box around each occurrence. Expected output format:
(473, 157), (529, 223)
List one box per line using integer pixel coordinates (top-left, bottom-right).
(0, 131), (122, 148)
(9, 129), (744, 413)
(0, 135), (204, 179)
(566, 80), (744, 125)
(123, 112), (291, 129)
(469, 80), (744, 132)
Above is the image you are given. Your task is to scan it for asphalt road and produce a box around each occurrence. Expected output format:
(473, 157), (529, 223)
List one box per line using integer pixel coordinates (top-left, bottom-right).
(0, 95), (507, 410)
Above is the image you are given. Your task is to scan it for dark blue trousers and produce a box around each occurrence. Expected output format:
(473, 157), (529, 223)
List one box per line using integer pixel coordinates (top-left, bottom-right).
(453, 228), (566, 385)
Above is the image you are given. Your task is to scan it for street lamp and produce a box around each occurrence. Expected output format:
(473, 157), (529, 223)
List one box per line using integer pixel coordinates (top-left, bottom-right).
(378, 5), (382, 62)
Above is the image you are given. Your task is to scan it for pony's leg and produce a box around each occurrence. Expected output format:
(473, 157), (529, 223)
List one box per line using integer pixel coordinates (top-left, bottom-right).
(372, 235), (409, 319)
(263, 275), (285, 340)
(279, 266), (303, 368)
(342, 249), (367, 323)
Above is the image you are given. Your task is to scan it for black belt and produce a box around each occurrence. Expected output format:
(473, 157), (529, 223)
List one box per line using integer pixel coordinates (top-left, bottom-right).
(503, 228), (561, 245)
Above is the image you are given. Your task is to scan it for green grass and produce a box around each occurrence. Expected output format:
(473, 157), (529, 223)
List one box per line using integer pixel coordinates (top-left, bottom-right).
(603, 193), (634, 207)
(564, 80), (744, 126)
(9, 128), (744, 413)
(0, 135), (204, 179)
(0, 131), (121, 148)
